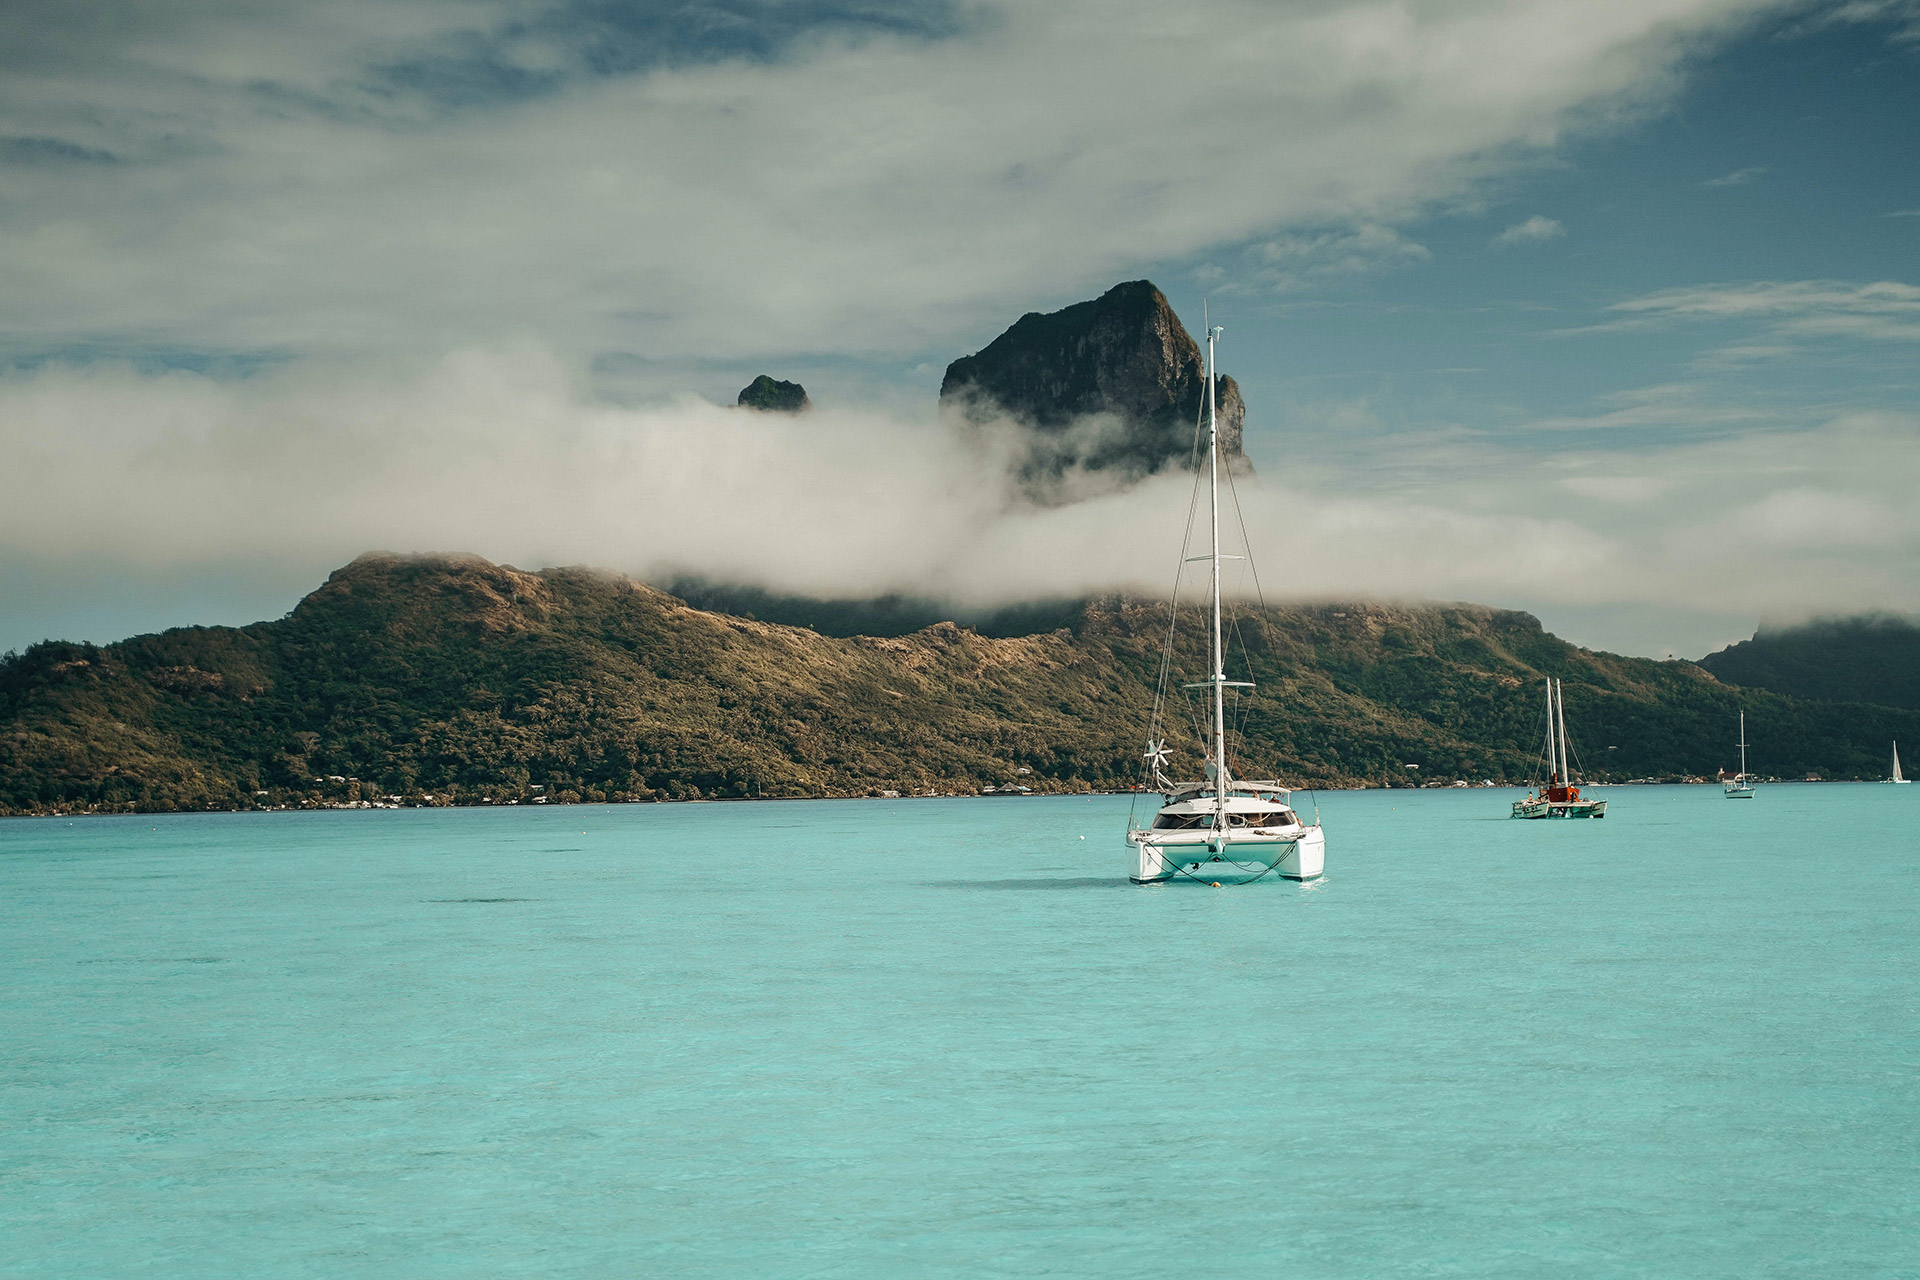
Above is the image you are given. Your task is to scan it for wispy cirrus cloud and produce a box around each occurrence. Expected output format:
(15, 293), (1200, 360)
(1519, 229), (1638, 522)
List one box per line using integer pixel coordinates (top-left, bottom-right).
(1519, 381), (1773, 435)
(1492, 214), (1565, 247)
(1246, 224), (1431, 289)
(1592, 279), (1920, 341)
(1703, 165), (1766, 186)
(1806, 0), (1920, 42)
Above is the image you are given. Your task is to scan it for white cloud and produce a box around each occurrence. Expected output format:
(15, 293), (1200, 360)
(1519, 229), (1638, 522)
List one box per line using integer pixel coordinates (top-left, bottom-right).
(1492, 214), (1566, 246)
(0, 352), (1609, 610)
(1703, 165), (1766, 186)
(3, 356), (1917, 658)
(1718, 488), (1908, 551)
(1250, 224), (1431, 288)
(0, 0), (1782, 371)
(1559, 474), (1673, 503)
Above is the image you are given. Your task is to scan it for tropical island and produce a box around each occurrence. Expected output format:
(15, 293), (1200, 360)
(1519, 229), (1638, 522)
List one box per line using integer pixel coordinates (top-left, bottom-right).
(2, 549), (1915, 815)
(5, 282), (1915, 816)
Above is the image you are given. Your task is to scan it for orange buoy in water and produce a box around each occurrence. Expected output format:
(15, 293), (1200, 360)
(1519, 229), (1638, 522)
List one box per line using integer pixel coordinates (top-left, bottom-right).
(1211, 881), (1222, 888)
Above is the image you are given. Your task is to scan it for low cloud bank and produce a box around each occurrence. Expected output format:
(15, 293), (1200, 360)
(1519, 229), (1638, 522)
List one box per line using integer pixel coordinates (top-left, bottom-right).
(2, 349), (1917, 655)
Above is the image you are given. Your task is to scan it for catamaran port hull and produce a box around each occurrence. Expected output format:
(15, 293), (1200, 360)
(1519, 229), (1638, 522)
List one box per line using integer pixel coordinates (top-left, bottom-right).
(1128, 826), (1325, 884)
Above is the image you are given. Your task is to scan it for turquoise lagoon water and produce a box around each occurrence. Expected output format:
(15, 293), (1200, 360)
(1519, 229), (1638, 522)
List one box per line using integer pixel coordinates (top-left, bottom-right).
(3, 785), (1917, 1278)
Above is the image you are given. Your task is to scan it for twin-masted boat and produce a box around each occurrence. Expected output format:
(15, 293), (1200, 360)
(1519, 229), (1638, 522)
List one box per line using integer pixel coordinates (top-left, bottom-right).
(1125, 321), (1326, 884)
(1511, 678), (1607, 819)
(1724, 711), (1755, 798)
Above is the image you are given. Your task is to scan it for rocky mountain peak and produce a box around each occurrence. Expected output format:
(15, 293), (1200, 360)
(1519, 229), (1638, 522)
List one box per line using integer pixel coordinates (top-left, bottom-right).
(737, 375), (810, 413)
(939, 280), (1248, 489)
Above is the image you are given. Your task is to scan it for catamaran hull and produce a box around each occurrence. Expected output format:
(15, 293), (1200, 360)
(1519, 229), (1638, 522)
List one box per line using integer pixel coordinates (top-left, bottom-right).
(1128, 827), (1326, 884)
(1510, 800), (1608, 819)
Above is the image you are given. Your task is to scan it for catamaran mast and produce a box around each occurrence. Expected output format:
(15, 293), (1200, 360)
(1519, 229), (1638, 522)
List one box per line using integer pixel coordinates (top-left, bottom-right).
(1555, 679), (1570, 788)
(1207, 322), (1227, 822)
(1544, 679), (1558, 785)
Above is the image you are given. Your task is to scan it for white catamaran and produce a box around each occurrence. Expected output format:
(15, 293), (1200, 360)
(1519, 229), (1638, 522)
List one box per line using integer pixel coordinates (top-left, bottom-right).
(1724, 711), (1755, 798)
(1891, 741), (1910, 784)
(1511, 678), (1607, 819)
(1125, 322), (1325, 885)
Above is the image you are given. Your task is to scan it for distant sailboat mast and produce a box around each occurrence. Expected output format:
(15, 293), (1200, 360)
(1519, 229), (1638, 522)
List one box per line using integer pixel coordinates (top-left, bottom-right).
(1739, 711), (1748, 780)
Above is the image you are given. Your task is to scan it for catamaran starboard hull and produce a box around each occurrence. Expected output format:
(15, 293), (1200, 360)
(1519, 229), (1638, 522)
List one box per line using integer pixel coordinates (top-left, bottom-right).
(1128, 826), (1325, 884)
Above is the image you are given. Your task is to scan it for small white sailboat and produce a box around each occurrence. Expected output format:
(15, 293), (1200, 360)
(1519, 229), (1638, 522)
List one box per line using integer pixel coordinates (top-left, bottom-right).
(1511, 678), (1607, 819)
(1891, 741), (1910, 784)
(1125, 321), (1325, 884)
(1724, 711), (1755, 798)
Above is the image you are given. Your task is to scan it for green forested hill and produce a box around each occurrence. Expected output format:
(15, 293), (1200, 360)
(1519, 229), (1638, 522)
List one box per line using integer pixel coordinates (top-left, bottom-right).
(1700, 615), (1920, 710)
(4, 553), (1917, 814)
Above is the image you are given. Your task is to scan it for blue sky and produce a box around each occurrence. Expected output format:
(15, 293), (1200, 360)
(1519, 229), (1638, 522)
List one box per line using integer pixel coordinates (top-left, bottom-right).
(1, 0), (1916, 657)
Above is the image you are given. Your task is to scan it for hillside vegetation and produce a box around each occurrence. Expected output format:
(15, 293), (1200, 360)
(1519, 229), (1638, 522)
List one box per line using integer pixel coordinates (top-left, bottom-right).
(4, 554), (1917, 814)
(1700, 615), (1920, 711)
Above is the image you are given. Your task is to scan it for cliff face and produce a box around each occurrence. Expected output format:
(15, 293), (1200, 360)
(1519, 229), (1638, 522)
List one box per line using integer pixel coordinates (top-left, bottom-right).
(940, 281), (1248, 488)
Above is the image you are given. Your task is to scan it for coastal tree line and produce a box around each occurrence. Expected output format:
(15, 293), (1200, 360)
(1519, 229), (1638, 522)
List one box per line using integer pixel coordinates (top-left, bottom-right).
(3, 555), (1916, 815)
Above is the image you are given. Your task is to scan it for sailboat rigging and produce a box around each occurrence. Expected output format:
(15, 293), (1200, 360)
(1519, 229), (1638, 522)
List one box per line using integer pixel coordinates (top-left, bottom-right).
(1724, 711), (1755, 798)
(1511, 678), (1608, 819)
(1124, 319), (1326, 884)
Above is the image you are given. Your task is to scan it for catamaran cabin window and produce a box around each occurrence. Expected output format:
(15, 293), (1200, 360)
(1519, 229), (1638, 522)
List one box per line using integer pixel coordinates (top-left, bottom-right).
(1151, 813), (1205, 830)
(1228, 809), (1298, 827)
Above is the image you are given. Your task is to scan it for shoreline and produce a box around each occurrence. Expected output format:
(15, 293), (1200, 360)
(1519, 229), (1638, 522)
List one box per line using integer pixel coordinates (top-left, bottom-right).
(2, 776), (1891, 821)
